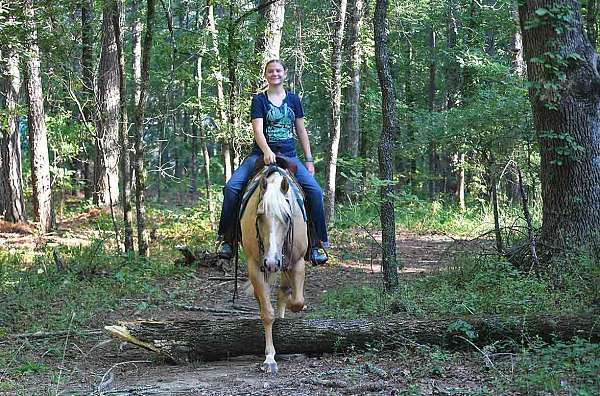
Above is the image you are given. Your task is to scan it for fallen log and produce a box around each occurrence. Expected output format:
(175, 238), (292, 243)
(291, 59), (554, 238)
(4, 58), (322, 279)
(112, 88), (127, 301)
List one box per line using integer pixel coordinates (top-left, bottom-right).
(105, 313), (599, 363)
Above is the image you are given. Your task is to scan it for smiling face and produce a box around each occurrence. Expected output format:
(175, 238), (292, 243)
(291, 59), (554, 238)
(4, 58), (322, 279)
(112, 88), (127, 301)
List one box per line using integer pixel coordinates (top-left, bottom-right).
(264, 61), (287, 87)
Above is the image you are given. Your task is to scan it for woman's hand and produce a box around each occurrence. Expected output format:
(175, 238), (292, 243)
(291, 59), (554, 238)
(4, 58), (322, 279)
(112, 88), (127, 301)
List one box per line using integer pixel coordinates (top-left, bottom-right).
(305, 161), (315, 175)
(264, 149), (276, 165)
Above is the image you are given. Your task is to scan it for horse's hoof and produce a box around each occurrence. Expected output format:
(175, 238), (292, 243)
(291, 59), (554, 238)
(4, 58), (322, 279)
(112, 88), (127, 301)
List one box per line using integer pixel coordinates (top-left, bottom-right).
(262, 362), (278, 375)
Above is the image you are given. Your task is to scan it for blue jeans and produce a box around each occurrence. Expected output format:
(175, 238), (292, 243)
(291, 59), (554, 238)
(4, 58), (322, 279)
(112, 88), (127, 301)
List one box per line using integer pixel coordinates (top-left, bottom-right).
(217, 139), (329, 247)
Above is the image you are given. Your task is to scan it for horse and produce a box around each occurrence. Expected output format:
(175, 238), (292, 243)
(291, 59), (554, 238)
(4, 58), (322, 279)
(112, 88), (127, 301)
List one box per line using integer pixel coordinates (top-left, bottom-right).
(239, 164), (308, 375)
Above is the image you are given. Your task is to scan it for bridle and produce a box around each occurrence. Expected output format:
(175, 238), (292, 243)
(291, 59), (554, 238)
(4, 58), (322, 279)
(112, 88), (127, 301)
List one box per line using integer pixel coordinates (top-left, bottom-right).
(255, 168), (295, 272)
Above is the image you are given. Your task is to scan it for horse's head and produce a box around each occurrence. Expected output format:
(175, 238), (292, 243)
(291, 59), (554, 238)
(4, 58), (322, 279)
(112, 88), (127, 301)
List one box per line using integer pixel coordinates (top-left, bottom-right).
(256, 169), (292, 272)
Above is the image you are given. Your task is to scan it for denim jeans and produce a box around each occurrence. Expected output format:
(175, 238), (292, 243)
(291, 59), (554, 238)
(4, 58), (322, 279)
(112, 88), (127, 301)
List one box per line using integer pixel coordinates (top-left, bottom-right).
(217, 139), (329, 247)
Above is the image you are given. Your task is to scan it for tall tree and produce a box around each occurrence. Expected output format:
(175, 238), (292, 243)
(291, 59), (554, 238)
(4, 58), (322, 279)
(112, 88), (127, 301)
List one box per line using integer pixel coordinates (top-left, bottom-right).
(253, 0), (286, 90)
(195, 4), (216, 226)
(113, 0), (134, 252)
(81, 0), (95, 200)
(133, 0), (156, 257)
(518, 0), (600, 262)
(0, 44), (26, 223)
(427, 0), (440, 200)
(207, 1), (232, 181)
(24, 0), (55, 232)
(325, 0), (348, 224)
(95, 0), (121, 208)
(344, 0), (364, 197)
(374, 0), (400, 290)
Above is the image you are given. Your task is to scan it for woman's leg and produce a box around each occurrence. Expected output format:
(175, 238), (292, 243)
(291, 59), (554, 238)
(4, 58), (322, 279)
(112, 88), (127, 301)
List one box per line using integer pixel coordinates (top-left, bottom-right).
(217, 153), (261, 245)
(290, 158), (329, 247)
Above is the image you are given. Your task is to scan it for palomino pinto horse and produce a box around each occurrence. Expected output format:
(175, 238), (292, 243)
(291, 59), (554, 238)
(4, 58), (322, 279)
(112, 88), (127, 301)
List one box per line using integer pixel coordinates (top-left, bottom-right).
(240, 163), (308, 374)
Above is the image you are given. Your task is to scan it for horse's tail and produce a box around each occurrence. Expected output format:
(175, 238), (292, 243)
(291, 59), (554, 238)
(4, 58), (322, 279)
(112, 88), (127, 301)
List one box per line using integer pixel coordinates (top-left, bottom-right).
(243, 272), (278, 297)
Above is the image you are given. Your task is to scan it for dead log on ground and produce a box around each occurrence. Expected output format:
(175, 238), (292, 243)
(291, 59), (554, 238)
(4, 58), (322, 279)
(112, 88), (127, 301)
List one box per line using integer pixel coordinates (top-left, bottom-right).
(105, 313), (599, 363)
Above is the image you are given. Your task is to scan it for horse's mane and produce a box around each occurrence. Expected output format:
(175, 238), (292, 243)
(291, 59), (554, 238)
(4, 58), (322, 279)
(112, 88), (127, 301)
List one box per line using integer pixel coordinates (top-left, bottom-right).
(261, 173), (292, 223)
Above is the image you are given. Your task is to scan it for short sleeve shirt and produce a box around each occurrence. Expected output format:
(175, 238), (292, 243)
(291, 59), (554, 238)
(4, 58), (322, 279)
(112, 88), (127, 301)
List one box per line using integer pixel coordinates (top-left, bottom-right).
(250, 91), (304, 142)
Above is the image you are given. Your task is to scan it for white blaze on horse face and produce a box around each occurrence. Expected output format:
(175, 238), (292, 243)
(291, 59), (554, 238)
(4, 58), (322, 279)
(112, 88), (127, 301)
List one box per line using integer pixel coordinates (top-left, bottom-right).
(263, 216), (285, 272)
(260, 173), (290, 272)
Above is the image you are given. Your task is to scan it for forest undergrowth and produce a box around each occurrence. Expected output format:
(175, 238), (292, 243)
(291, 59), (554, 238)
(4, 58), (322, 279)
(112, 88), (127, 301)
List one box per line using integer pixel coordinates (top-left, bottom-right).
(0, 197), (598, 395)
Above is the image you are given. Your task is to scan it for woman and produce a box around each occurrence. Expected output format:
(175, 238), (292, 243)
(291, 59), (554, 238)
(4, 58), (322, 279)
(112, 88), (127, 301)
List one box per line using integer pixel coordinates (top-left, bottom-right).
(216, 59), (329, 264)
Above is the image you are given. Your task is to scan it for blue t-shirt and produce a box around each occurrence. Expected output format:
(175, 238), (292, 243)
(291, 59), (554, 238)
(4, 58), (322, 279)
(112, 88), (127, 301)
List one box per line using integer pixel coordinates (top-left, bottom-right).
(250, 91), (304, 142)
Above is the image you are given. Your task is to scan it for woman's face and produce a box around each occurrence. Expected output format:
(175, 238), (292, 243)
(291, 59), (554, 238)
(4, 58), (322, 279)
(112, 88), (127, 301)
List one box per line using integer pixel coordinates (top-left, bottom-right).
(265, 62), (286, 86)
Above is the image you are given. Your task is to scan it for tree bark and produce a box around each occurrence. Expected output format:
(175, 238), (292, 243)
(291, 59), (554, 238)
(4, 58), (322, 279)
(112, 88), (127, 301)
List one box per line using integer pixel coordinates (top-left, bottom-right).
(291, 2), (305, 94)
(207, 2), (232, 182)
(518, 0), (600, 261)
(133, 0), (156, 257)
(24, 0), (55, 233)
(194, 15), (216, 227)
(106, 314), (600, 363)
(131, 0), (142, 193)
(427, 3), (439, 200)
(113, 0), (134, 252)
(511, 0), (526, 76)
(374, 0), (400, 290)
(253, 0), (286, 91)
(325, 0), (348, 225)
(81, 0), (95, 200)
(96, 0), (121, 208)
(0, 44), (26, 223)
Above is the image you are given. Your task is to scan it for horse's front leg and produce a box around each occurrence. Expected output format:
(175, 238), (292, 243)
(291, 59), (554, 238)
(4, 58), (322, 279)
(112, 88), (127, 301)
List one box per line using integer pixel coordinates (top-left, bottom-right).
(248, 262), (278, 374)
(287, 258), (306, 313)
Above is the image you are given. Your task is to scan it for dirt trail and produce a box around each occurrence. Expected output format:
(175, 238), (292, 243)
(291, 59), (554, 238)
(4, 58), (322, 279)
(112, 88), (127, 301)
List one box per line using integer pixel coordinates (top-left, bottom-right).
(3, 231), (500, 395)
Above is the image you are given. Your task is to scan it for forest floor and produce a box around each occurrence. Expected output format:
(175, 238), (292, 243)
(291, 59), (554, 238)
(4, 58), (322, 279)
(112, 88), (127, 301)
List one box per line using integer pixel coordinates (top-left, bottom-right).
(2, 214), (512, 395)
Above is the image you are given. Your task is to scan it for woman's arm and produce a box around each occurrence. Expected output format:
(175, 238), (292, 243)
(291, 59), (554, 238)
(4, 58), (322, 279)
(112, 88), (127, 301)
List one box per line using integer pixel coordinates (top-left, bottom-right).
(295, 117), (315, 175)
(252, 118), (276, 165)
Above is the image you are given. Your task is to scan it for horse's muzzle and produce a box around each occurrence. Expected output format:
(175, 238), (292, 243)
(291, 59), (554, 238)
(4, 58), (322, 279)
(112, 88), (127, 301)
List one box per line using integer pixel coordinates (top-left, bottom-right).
(262, 257), (281, 272)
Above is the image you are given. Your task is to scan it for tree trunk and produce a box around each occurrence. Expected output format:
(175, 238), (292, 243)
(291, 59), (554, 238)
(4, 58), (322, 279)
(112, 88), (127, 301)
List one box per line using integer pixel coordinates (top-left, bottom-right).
(131, 0), (142, 193)
(518, 0), (600, 261)
(81, 0), (95, 200)
(95, 0), (121, 208)
(194, 23), (216, 227)
(133, 0), (156, 257)
(457, 153), (467, 213)
(344, 0), (364, 198)
(291, 2), (305, 94)
(427, 9), (439, 200)
(106, 313), (600, 363)
(253, 0), (286, 91)
(113, 0), (134, 252)
(24, 0), (55, 233)
(207, 2), (231, 182)
(511, 0), (526, 76)
(325, 0), (348, 225)
(374, 0), (400, 291)
(1, 45), (26, 223)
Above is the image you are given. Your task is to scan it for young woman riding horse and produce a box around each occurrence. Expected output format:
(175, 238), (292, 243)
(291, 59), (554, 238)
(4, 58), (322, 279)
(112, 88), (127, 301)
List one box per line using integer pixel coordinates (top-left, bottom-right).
(216, 59), (329, 264)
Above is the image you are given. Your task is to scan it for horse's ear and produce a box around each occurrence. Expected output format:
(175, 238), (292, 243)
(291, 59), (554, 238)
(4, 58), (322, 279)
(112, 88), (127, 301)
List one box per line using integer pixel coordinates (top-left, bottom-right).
(280, 176), (289, 194)
(260, 175), (268, 191)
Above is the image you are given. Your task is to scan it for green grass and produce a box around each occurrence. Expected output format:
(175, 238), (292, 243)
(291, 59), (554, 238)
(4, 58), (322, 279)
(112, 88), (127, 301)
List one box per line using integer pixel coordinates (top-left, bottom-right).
(315, 253), (595, 319)
(506, 338), (600, 395)
(0, 240), (185, 335)
(334, 191), (530, 237)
